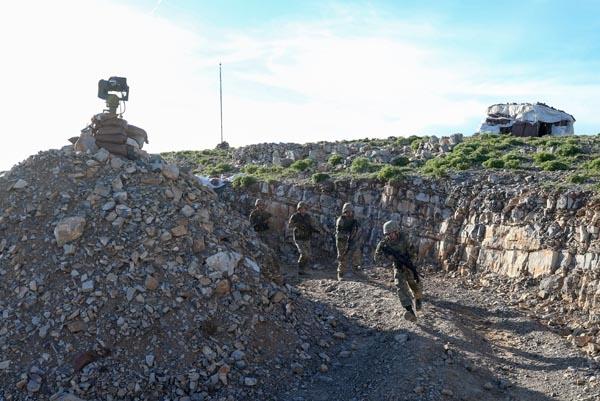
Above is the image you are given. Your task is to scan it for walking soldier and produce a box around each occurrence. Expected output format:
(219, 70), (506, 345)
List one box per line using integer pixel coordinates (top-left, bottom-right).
(249, 199), (271, 233)
(249, 198), (283, 284)
(335, 202), (360, 281)
(374, 220), (423, 322)
(288, 201), (320, 276)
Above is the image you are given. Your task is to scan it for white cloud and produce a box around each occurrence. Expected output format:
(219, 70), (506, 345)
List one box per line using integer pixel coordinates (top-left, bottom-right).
(1, 1), (598, 171)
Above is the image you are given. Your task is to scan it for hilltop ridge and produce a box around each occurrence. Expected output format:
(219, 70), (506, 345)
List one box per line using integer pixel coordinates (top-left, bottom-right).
(162, 133), (600, 190)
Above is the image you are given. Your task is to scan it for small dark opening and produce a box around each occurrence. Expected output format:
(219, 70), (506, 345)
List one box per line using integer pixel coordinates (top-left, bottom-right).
(539, 122), (552, 136)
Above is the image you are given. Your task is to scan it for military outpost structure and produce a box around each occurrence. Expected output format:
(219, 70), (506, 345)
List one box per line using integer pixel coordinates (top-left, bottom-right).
(479, 102), (575, 137)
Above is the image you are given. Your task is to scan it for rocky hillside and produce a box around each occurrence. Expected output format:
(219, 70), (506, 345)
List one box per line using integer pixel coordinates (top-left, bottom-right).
(163, 133), (600, 189)
(3, 132), (600, 400)
(0, 148), (348, 400)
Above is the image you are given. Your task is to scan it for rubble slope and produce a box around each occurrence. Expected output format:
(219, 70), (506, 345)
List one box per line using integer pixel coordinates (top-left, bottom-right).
(0, 148), (332, 400)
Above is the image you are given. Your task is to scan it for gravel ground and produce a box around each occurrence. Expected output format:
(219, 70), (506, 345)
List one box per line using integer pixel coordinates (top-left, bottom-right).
(274, 266), (600, 401)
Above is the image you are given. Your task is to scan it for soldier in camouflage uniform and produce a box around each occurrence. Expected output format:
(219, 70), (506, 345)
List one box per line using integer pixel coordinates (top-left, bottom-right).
(374, 220), (423, 322)
(249, 199), (283, 284)
(249, 199), (271, 233)
(288, 201), (320, 276)
(335, 202), (361, 281)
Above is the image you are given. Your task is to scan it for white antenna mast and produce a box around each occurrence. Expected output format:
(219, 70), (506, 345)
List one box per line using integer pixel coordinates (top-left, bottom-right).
(219, 63), (223, 144)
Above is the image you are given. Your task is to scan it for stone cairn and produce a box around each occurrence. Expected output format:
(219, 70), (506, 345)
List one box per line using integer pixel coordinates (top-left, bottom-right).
(74, 113), (148, 160)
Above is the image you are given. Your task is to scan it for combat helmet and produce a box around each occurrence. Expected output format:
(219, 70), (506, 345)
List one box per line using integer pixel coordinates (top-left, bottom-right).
(342, 202), (353, 213)
(297, 201), (308, 210)
(382, 220), (399, 235)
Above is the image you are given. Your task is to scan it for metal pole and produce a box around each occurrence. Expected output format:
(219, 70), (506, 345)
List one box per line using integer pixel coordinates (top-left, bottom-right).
(219, 63), (223, 144)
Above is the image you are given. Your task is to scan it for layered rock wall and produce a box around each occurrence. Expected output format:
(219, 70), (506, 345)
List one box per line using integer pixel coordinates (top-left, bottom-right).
(230, 172), (600, 320)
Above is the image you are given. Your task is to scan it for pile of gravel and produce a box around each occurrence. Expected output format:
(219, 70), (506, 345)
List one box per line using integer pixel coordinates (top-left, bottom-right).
(0, 147), (335, 400)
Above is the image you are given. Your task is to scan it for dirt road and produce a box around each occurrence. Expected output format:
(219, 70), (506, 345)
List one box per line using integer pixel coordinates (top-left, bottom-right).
(274, 266), (599, 401)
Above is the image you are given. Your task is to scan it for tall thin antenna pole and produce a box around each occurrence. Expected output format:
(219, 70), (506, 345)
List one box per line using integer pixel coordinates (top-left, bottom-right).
(219, 63), (223, 144)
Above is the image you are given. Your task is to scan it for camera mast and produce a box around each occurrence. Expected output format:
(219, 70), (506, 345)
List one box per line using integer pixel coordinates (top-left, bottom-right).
(219, 63), (223, 144)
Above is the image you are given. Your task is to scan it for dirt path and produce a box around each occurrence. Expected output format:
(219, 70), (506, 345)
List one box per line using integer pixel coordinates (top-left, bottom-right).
(274, 266), (599, 401)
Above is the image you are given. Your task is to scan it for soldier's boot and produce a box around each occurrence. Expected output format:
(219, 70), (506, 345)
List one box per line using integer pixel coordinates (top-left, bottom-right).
(415, 299), (423, 311)
(298, 260), (308, 276)
(403, 305), (417, 322)
(337, 271), (344, 282)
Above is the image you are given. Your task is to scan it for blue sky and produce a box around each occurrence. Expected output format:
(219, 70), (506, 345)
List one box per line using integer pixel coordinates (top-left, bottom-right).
(0, 0), (599, 170)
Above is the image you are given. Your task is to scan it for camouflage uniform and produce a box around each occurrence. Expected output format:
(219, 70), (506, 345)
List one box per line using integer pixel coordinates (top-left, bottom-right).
(335, 214), (360, 277)
(374, 233), (422, 310)
(249, 202), (282, 284)
(288, 211), (318, 273)
(249, 208), (272, 233)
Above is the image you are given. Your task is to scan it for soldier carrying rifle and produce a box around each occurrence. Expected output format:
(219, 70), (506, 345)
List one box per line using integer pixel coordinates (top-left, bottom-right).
(374, 220), (423, 322)
(335, 203), (361, 281)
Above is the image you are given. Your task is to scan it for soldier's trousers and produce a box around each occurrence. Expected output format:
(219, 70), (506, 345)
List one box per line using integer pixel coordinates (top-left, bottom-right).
(257, 231), (282, 283)
(394, 266), (422, 308)
(294, 239), (311, 271)
(336, 237), (361, 275)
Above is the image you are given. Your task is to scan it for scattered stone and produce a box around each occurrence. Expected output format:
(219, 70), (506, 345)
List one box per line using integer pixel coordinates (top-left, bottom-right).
(181, 204), (195, 217)
(27, 375), (42, 393)
(394, 333), (409, 344)
(67, 321), (87, 334)
(81, 280), (94, 292)
(441, 388), (454, 396)
(50, 392), (87, 401)
(145, 275), (159, 291)
(13, 179), (28, 189)
(244, 377), (258, 386)
(291, 362), (304, 375)
(162, 163), (179, 179)
(93, 148), (110, 163)
(54, 216), (86, 246)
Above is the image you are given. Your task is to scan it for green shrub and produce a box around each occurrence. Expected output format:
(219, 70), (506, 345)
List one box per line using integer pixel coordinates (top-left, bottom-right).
(377, 165), (404, 181)
(422, 157), (448, 177)
(557, 144), (581, 157)
(504, 159), (521, 169)
(501, 136), (525, 147)
(411, 138), (426, 151)
(213, 162), (233, 174)
(328, 154), (343, 166)
(539, 160), (568, 171)
(350, 157), (375, 173)
(232, 175), (258, 188)
(454, 161), (471, 170)
(396, 135), (421, 147)
(586, 158), (600, 172)
(311, 173), (330, 183)
(502, 152), (523, 162)
(545, 139), (562, 148)
(390, 156), (410, 167)
(533, 152), (556, 164)
(483, 159), (504, 169)
(290, 159), (313, 172)
(241, 164), (259, 174)
(569, 173), (588, 184)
